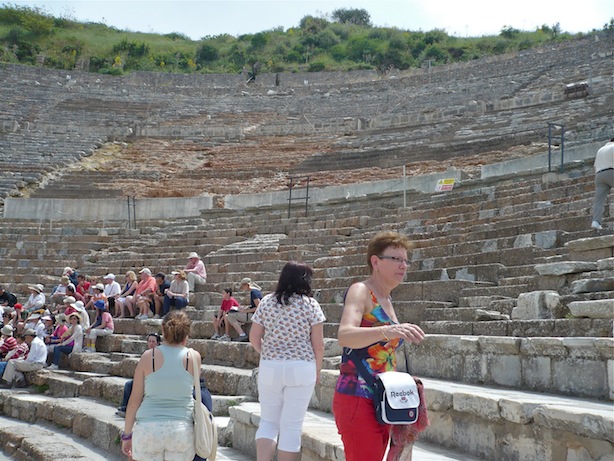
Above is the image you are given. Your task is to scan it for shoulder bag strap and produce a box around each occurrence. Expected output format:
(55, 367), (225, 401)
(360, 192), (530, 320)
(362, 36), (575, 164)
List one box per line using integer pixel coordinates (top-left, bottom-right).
(190, 349), (202, 396)
(347, 348), (376, 388)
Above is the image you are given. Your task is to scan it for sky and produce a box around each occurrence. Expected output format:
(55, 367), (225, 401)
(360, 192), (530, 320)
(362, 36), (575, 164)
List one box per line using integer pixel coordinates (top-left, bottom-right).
(7, 0), (613, 40)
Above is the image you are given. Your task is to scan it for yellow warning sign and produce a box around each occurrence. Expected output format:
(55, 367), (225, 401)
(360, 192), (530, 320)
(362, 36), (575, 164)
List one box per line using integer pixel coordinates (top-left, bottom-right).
(435, 178), (455, 192)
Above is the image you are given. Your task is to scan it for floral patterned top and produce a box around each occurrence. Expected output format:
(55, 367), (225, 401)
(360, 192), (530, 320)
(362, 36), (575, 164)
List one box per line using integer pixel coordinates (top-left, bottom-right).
(335, 291), (402, 399)
(251, 293), (326, 362)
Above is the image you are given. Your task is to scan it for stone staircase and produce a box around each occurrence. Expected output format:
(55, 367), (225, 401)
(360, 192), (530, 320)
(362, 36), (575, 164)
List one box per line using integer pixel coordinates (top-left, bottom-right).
(0, 154), (612, 460)
(1, 34), (612, 206)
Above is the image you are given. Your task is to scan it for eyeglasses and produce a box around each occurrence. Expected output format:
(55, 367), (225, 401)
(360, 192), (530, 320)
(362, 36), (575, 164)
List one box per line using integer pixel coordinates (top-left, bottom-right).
(377, 255), (409, 265)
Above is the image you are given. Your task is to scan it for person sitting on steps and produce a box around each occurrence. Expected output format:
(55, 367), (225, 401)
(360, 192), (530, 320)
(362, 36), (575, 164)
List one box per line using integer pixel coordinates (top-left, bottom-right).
(115, 271), (138, 318)
(0, 328), (46, 388)
(210, 288), (239, 341)
(48, 312), (83, 370)
(84, 300), (114, 352)
(162, 270), (190, 316)
(152, 273), (170, 319)
(226, 277), (263, 342)
(184, 252), (207, 293)
(128, 268), (157, 321)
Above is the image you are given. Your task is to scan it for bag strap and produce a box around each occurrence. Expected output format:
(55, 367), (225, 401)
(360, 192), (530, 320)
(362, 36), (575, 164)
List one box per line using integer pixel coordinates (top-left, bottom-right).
(347, 348), (376, 388)
(190, 349), (202, 396)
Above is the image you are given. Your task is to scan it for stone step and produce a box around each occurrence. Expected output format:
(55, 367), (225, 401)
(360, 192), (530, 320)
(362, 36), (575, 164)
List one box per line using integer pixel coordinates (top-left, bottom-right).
(232, 372), (614, 461)
(421, 318), (613, 338)
(0, 391), (124, 459)
(231, 403), (483, 461)
(0, 388), (234, 458)
(0, 415), (123, 461)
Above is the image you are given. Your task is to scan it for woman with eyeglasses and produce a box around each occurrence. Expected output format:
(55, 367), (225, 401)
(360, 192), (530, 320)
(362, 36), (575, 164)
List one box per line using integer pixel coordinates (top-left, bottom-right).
(333, 231), (425, 461)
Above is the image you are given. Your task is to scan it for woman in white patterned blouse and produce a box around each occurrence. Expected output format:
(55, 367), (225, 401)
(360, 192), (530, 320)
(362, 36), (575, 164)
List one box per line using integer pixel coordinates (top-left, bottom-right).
(249, 261), (325, 461)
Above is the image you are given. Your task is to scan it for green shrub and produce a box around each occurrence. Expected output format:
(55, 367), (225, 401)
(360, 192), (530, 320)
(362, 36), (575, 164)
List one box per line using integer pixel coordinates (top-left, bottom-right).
(308, 61), (326, 72)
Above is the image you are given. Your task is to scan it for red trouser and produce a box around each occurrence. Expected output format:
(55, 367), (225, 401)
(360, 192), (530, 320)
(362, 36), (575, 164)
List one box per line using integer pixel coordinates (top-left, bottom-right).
(332, 391), (390, 461)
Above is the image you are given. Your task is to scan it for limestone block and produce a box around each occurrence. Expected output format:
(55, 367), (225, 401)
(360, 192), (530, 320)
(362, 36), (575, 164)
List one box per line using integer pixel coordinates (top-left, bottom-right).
(499, 433), (552, 461)
(453, 392), (500, 421)
(463, 353), (483, 383)
(109, 356), (139, 378)
(475, 309), (510, 320)
(6, 395), (47, 423)
(486, 354), (522, 387)
(553, 359), (607, 399)
(481, 239), (498, 252)
(533, 404), (614, 443)
(426, 387), (453, 411)
(597, 257), (614, 271)
(535, 230), (560, 249)
(563, 337), (604, 360)
(536, 274), (567, 291)
(568, 300), (614, 319)
(594, 339), (614, 360)
(451, 412), (496, 458)
(565, 235), (614, 252)
(571, 278), (614, 294)
(514, 234), (534, 248)
(512, 291), (560, 320)
(565, 444), (614, 461)
(472, 321), (509, 336)
(522, 356), (552, 390)
(535, 261), (597, 275)
(520, 337), (567, 358)
(479, 336), (521, 355)
(324, 338), (342, 356)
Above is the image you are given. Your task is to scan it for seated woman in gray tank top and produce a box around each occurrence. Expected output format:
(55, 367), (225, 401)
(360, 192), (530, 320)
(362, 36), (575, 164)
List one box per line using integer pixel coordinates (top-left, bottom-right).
(121, 310), (202, 461)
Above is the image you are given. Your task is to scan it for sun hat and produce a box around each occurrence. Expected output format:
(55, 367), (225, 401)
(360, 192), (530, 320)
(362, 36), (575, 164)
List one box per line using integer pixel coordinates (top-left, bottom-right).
(71, 301), (85, 312)
(27, 284), (44, 293)
(41, 315), (53, 322)
(94, 283), (104, 291)
(94, 300), (106, 310)
(68, 312), (81, 320)
(63, 296), (76, 304)
(29, 312), (42, 320)
(1, 325), (13, 336)
(188, 252), (200, 259)
(23, 328), (37, 337)
(240, 277), (252, 286)
(57, 313), (67, 324)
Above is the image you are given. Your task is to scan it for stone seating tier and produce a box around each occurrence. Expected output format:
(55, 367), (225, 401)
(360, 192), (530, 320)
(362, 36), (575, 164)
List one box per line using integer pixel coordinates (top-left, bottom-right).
(1, 34), (611, 201)
(1, 323), (611, 461)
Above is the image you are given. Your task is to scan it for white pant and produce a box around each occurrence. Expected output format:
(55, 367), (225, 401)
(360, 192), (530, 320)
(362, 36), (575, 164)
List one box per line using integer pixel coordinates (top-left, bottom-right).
(187, 273), (206, 292)
(256, 360), (316, 452)
(87, 328), (113, 340)
(2, 359), (43, 383)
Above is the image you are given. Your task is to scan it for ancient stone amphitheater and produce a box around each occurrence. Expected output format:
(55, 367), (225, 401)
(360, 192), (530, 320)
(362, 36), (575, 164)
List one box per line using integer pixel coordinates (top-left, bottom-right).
(0, 33), (612, 460)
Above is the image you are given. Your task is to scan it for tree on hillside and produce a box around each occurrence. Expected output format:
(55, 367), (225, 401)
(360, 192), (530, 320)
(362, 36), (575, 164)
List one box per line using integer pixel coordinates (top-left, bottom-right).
(332, 8), (372, 27)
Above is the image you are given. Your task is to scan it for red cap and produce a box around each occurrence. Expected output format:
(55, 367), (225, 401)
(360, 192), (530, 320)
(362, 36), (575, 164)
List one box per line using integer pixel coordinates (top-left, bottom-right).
(14, 303), (22, 310)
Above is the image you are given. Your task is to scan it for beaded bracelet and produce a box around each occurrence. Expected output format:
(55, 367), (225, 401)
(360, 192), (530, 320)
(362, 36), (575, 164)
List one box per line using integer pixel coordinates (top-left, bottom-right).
(120, 431), (132, 441)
